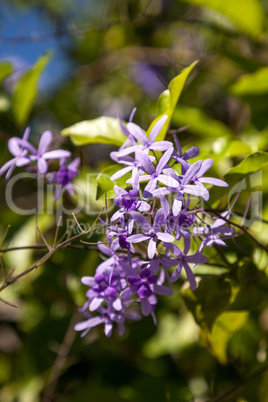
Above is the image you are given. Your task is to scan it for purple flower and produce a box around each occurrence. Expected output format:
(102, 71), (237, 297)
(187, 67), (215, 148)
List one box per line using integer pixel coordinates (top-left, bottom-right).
(191, 158), (228, 188)
(127, 209), (174, 259)
(0, 127), (32, 179)
(194, 211), (235, 248)
(131, 147), (178, 199)
(154, 161), (210, 216)
(75, 304), (141, 337)
(120, 268), (173, 316)
(126, 115), (172, 152)
(48, 157), (80, 201)
(167, 239), (207, 290)
(81, 271), (126, 312)
(172, 136), (199, 174)
(111, 186), (150, 221)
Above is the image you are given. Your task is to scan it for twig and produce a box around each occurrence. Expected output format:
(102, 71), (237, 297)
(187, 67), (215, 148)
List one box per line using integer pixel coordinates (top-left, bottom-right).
(0, 208), (104, 294)
(42, 313), (78, 402)
(36, 226), (51, 250)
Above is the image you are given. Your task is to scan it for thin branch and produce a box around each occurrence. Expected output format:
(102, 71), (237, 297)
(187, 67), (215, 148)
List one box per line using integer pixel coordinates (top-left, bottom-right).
(53, 216), (62, 248)
(36, 226), (51, 250)
(42, 313), (78, 402)
(0, 208), (104, 293)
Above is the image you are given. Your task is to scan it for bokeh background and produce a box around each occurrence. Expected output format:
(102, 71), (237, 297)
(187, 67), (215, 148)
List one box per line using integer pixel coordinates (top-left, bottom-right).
(0, 0), (268, 401)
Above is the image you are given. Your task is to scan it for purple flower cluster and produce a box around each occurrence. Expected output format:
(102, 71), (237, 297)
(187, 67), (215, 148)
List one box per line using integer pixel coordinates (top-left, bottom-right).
(0, 128), (79, 201)
(75, 114), (234, 338)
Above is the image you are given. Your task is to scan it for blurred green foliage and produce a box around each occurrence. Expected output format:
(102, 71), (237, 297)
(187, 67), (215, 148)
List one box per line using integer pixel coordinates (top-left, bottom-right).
(0, 0), (268, 401)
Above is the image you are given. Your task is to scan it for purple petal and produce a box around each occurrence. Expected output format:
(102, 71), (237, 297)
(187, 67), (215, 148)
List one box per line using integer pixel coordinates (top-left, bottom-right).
(156, 147), (174, 174)
(183, 262), (196, 290)
(148, 115), (168, 143)
(43, 149), (71, 160)
(153, 208), (165, 230)
(152, 284), (173, 296)
(113, 298), (122, 311)
(137, 201), (150, 212)
(0, 159), (15, 177)
(37, 158), (48, 174)
(197, 159), (214, 178)
(182, 160), (202, 185)
(22, 127), (31, 141)
(8, 138), (22, 156)
(104, 322), (113, 337)
(38, 130), (53, 154)
(198, 177), (228, 187)
(81, 276), (95, 286)
(150, 141), (173, 151)
(183, 146), (199, 160)
(170, 263), (183, 282)
(120, 287), (136, 299)
(68, 157), (80, 170)
(127, 122), (147, 144)
(110, 166), (132, 181)
(141, 298), (151, 316)
(144, 177), (158, 198)
(183, 184), (209, 199)
(131, 211), (152, 231)
(135, 151), (155, 175)
(172, 198), (182, 216)
(157, 174), (179, 187)
(16, 157), (31, 167)
(127, 234), (150, 243)
(157, 232), (174, 242)
(89, 297), (104, 311)
(113, 185), (128, 196)
(148, 238), (156, 259)
(184, 237), (191, 255)
(74, 316), (105, 331)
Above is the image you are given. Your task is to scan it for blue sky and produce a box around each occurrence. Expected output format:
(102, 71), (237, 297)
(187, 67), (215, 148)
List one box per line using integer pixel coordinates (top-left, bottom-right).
(0, 2), (74, 93)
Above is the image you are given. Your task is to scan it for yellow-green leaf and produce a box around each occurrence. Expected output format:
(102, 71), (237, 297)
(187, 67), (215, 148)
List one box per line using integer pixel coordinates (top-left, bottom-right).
(231, 67), (268, 96)
(181, 0), (264, 37)
(0, 62), (13, 84)
(12, 53), (51, 126)
(225, 151), (268, 176)
(61, 116), (126, 147)
(210, 311), (249, 364)
(148, 60), (198, 141)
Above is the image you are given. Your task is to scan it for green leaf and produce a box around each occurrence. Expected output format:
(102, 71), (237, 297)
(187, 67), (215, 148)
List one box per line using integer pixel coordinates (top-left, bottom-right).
(209, 311), (249, 364)
(0, 62), (13, 84)
(181, 0), (264, 37)
(231, 67), (268, 96)
(172, 106), (234, 138)
(225, 151), (268, 176)
(61, 116), (126, 146)
(194, 277), (232, 330)
(96, 164), (131, 200)
(12, 53), (51, 126)
(148, 60), (198, 141)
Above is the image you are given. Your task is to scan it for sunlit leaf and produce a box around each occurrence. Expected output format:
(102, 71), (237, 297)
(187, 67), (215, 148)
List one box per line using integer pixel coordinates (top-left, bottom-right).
(96, 164), (131, 200)
(172, 106), (233, 138)
(148, 60), (198, 141)
(209, 311), (249, 364)
(225, 151), (268, 176)
(12, 53), (51, 126)
(61, 116), (126, 146)
(0, 62), (13, 85)
(181, 0), (264, 37)
(231, 67), (268, 96)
